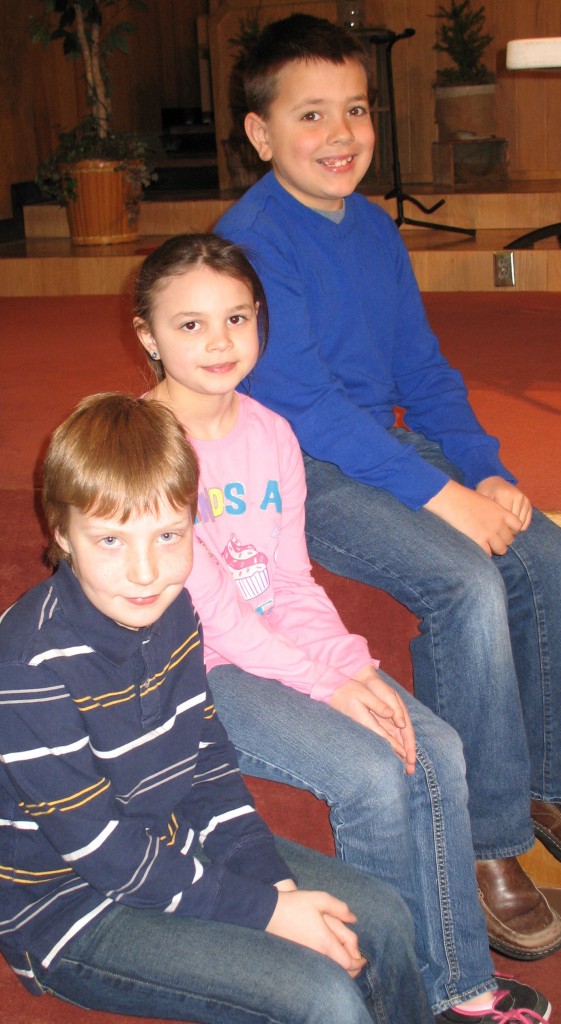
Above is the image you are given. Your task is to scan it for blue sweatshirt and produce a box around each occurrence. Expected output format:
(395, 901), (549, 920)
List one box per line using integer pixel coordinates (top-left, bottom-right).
(0, 561), (289, 994)
(216, 172), (513, 510)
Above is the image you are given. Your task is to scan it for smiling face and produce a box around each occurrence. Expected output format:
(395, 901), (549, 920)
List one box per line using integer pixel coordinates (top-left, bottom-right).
(56, 501), (193, 629)
(136, 266), (260, 402)
(245, 57), (375, 211)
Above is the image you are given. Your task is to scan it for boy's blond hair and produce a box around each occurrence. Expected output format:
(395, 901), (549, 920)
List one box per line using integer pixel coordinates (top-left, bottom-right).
(43, 393), (199, 565)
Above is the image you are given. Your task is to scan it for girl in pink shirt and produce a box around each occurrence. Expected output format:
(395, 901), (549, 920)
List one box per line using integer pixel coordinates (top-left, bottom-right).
(132, 234), (527, 1021)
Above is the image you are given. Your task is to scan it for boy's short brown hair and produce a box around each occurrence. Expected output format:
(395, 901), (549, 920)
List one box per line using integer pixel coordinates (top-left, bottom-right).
(244, 13), (372, 119)
(43, 393), (199, 565)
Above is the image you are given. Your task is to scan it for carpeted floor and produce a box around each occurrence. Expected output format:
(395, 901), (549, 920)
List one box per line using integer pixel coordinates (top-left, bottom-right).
(2, 292), (561, 507)
(424, 292), (561, 512)
(1, 292), (561, 1023)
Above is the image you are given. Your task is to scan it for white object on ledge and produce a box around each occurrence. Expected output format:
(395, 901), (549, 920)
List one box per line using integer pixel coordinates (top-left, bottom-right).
(506, 37), (561, 70)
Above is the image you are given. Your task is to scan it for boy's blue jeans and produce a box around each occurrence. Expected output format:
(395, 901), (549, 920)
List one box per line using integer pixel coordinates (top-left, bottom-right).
(30, 839), (434, 1024)
(210, 667), (495, 1013)
(303, 429), (561, 857)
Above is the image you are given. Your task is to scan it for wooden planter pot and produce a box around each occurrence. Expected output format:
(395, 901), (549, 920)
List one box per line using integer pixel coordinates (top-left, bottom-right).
(434, 83), (496, 141)
(61, 159), (141, 245)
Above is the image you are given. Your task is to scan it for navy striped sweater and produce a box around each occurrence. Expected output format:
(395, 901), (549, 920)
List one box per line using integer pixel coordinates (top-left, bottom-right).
(0, 561), (289, 994)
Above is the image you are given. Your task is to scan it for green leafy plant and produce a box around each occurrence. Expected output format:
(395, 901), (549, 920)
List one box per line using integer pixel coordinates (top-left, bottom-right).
(433, 0), (495, 86)
(34, 116), (155, 213)
(30, 1), (155, 214)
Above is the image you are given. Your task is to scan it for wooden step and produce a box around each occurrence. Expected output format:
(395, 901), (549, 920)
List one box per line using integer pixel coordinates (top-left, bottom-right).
(0, 181), (559, 296)
(2, 228), (560, 296)
(22, 195), (233, 239)
(22, 182), (561, 237)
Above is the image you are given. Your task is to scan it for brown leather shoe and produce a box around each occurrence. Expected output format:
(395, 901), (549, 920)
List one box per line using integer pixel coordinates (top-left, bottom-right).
(476, 856), (561, 959)
(531, 799), (561, 861)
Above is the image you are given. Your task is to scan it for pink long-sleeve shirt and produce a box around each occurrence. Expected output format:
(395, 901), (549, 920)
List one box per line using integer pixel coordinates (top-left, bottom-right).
(186, 394), (376, 702)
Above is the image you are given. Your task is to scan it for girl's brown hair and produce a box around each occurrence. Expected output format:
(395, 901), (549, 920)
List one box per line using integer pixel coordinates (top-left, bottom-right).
(133, 233), (269, 383)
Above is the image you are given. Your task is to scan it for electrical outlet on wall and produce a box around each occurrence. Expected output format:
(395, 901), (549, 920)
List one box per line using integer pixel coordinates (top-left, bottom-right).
(493, 251), (516, 287)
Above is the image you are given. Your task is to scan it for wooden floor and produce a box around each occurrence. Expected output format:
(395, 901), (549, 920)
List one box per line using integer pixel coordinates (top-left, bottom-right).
(1, 178), (560, 296)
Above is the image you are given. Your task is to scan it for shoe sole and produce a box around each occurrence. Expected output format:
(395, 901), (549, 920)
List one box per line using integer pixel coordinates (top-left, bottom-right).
(487, 930), (561, 960)
(533, 820), (561, 861)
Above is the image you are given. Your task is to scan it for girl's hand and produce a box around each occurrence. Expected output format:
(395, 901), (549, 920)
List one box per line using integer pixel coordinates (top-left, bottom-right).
(266, 889), (366, 977)
(329, 668), (416, 774)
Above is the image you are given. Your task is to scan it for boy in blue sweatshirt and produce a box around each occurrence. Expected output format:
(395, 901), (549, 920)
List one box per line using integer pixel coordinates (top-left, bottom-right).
(0, 393), (436, 1024)
(215, 12), (561, 963)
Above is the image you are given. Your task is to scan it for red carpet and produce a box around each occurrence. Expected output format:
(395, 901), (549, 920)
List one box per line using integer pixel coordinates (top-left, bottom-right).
(1, 292), (561, 1023)
(424, 292), (561, 512)
(2, 293), (561, 508)
(1, 295), (146, 491)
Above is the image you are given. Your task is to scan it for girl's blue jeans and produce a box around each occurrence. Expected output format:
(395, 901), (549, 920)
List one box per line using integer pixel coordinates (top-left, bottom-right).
(31, 839), (434, 1024)
(209, 666), (496, 1014)
(302, 429), (561, 855)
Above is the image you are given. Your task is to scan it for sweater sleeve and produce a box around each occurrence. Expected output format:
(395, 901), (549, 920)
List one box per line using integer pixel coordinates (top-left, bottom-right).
(264, 415), (376, 696)
(188, 416), (373, 702)
(174, 689), (295, 901)
(382, 223), (516, 488)
(217, 188), (514, 508)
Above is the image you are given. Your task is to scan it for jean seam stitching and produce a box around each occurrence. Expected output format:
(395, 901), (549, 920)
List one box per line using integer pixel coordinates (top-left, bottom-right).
(415, 743), (460, 995)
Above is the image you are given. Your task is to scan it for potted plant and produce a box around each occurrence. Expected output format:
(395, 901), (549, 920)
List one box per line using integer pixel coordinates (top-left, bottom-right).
(432, 0), (496, 141)
(30, 0), (154, 245)
(222, 8), (266, 190)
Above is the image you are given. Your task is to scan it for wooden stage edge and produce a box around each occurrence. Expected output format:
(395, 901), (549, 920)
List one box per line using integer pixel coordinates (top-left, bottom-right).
(1, 182), (561, 294)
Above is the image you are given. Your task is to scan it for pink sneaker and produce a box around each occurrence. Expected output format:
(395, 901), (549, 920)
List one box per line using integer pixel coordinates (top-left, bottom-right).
(437, 977), (551, 1023)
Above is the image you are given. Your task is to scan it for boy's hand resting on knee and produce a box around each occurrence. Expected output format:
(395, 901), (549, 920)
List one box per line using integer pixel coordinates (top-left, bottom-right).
(267, 887), (367, 977)
(329, 667), (416, 775)
(475, 476), (532, 529)
(424, 478), (531, 557)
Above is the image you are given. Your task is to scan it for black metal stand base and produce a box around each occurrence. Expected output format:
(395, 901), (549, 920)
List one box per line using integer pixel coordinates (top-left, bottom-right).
(369, 28), (476, 239)
(385, 185), (476, 235)
(505, 223), (561, 250)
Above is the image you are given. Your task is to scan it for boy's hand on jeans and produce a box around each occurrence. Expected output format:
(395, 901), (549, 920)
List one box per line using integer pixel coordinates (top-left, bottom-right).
(267, 888), (366, 977)
(329, 668), (416, 774)
(424, 479), (527, 556)
(475, 476), (533, 529)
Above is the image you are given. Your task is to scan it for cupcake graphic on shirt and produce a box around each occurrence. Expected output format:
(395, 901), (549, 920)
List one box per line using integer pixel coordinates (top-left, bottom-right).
(221, 533), (270, 601)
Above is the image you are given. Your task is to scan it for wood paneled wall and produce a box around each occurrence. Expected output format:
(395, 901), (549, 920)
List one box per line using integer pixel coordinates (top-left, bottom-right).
(207, 0), (437, 189)
(0, 0), (206, 220)
(209, 0), (561, 189)
(491, 1), (561, 179)
(1, 0), (560, 219)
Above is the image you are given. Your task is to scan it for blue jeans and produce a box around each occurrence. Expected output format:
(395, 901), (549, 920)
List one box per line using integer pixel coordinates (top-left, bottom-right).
(303, 430), (561, 858)
(30, 839), (433, 1024)
(209, 666), (496, 1014)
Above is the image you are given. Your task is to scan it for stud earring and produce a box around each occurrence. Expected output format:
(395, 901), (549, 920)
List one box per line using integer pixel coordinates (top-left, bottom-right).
(151, 351), (159, 359)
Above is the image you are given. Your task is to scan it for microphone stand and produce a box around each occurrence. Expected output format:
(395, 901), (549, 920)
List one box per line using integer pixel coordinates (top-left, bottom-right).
(366, 27), (476, 238)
